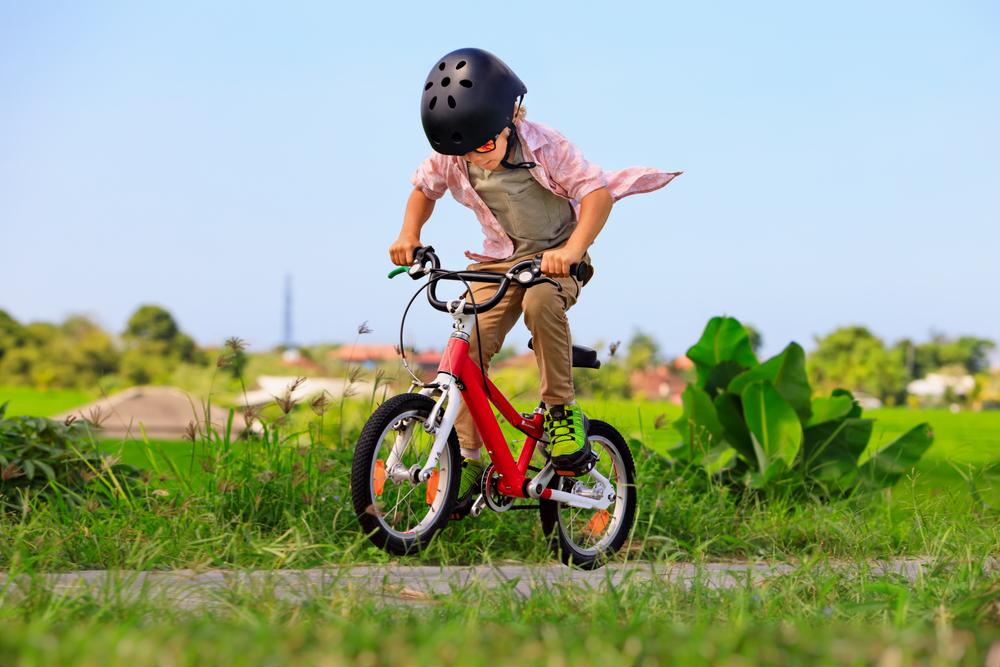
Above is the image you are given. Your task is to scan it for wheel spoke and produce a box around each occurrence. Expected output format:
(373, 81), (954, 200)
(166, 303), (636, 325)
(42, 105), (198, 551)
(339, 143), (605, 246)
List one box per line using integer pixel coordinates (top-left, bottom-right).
(388, 483), (422, 518)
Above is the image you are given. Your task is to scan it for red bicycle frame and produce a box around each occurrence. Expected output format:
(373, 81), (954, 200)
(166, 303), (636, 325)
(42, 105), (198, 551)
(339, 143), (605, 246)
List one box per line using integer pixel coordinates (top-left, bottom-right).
(437, 334), (548, 500)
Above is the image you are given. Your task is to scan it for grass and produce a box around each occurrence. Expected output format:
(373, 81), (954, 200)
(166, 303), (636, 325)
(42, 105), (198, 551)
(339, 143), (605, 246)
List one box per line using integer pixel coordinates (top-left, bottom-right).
(4, 382), (1000, 665)
(0, 556), (999, 666)
(1, 388), (996, 569)
(2, 410), (998, 571)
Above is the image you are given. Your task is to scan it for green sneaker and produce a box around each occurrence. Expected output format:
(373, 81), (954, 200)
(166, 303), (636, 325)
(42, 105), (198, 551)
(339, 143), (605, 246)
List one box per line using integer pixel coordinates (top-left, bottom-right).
(450, 457), (484, 520)
(544, 404), (592, 475)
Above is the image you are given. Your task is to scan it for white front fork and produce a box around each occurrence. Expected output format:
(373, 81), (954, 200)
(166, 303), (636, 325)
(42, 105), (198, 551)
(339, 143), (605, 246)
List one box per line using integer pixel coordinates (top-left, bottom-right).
(400, 373), (461, 482)
(382, 374), (461, 483)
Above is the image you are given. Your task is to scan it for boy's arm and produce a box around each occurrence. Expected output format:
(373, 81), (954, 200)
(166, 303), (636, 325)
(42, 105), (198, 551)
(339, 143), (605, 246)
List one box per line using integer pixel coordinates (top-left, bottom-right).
(541, 187), (612, 278)
(390, 188), (436, 266)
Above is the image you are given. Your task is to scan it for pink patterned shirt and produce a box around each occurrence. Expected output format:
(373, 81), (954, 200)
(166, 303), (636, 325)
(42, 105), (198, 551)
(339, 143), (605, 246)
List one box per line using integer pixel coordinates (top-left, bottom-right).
(411, 119), (682, 262)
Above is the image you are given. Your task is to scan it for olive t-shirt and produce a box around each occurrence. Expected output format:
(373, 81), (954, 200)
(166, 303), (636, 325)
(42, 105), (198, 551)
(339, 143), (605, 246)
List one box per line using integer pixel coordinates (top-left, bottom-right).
(467, 143), (576, 261)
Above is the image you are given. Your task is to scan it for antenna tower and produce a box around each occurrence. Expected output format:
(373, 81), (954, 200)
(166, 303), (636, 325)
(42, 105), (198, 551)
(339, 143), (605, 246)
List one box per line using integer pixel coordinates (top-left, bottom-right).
(283, 274), (293, 348)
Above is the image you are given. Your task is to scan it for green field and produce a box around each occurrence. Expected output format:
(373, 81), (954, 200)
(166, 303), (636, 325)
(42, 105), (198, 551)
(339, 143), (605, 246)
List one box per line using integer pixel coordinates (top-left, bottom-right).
(0, 386), (96, 418)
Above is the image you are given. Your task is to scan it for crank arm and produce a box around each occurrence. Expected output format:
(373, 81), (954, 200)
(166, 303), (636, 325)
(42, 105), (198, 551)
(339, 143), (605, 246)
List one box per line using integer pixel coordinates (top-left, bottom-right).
(526, 462), (556, 499)
(470, 494), (487, 518)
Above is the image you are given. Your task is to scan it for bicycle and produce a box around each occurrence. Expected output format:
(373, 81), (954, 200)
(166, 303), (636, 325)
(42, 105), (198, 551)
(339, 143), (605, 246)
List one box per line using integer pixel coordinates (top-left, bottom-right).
(350, 246), (637, 569)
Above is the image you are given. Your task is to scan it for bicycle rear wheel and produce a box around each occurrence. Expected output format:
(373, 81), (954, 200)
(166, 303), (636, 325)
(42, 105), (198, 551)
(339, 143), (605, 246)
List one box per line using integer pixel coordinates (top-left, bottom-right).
(539, 420), (637, 569)
(351, 393), (460, 556)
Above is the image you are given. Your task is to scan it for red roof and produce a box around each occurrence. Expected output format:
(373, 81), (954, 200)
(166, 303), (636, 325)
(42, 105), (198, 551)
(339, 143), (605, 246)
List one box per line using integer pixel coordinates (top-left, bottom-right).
(494, 351), (536, 369)
(412, 350), (443, 365)
(630, 366), (687, 404)
(673, 355), (694, 370)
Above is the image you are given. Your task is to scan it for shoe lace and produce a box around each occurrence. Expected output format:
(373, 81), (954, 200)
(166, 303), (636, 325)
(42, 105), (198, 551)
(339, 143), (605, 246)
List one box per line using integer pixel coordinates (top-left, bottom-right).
(546, 411), (579, 446)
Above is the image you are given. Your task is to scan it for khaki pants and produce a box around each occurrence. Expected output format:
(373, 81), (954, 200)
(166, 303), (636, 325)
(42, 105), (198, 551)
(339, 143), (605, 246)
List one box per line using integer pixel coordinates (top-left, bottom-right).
(454, 252), (590, 451)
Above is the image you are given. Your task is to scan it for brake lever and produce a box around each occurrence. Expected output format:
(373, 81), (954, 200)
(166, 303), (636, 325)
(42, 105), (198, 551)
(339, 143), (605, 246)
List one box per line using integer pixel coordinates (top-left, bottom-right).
(537, 276), (562, 292)
(408, 245), (437, 279)
(509, 255), (563, 291)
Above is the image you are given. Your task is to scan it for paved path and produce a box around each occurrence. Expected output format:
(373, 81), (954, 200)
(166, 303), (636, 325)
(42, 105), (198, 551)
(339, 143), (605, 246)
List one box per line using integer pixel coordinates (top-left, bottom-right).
(0, 559), (952, 608)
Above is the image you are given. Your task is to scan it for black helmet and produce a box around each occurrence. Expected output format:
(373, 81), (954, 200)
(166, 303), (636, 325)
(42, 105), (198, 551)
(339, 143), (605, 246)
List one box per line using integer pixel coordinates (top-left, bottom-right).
(420, 48), (526, 156)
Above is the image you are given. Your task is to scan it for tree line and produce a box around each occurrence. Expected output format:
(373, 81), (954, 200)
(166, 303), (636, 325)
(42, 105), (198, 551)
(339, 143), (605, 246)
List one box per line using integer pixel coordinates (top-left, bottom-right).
(606, 325), (995, 407)
(0, 307), (995, 407)
(0, 306), (202, 390)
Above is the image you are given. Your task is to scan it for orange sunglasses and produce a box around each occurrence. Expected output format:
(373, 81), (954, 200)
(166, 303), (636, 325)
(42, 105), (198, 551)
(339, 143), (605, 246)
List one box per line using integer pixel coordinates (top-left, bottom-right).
(474, 132), (502, 153)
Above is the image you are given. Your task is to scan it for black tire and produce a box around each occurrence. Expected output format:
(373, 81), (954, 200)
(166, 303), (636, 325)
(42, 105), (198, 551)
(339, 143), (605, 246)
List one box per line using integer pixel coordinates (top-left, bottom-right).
(539, 420), (637, 569)
(351, 393), (461, 556)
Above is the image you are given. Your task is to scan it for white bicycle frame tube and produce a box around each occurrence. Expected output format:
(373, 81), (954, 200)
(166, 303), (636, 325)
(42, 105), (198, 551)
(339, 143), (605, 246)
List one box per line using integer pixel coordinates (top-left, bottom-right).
(527, 461), (614, 510)
(545, 487), (612, 511)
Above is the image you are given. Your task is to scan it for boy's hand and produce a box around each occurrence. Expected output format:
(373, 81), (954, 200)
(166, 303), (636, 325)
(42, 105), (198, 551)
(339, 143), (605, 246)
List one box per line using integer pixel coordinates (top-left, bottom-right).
(541, 247), (584, 278)
(390, 234), (421, 267)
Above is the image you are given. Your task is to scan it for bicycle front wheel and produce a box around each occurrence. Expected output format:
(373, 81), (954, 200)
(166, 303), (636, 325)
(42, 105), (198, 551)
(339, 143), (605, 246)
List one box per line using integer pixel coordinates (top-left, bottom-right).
(539, 420), (637, 569)
(351, 393), (460, 556)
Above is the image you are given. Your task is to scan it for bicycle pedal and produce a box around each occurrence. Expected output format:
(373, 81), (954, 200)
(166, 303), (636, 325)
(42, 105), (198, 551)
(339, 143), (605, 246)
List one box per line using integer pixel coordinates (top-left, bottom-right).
(554, 449), (599, 477)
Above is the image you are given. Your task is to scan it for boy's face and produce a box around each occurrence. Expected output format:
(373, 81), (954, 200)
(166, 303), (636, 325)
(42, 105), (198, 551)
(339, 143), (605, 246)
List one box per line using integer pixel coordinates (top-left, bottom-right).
(462, 128), (510, 171)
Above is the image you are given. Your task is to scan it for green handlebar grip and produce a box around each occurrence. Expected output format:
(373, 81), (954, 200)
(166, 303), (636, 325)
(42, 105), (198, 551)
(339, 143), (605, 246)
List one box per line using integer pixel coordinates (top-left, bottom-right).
(388, 267), (408, 279)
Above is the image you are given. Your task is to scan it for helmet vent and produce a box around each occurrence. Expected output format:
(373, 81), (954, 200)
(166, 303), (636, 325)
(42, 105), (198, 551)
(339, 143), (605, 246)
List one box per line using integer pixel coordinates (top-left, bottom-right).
(424, 82), (433, 91)
(447, 95), (456, 109)
(451, 132), (463, 143)
(456, 60), (466, 70)
(438, 62), (446, 71)
(459, 79), (473, 88)
(429, 96), (437, 110)
(441, 77), (450, 87)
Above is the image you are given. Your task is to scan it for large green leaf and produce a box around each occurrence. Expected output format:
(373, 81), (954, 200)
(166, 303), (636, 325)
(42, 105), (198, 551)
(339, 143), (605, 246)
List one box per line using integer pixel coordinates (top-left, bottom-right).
(806, 393), (856, 427)
(714, 393), (755, 463)
(741, 380), (802, 474)
(672, 384), (727, 462)
(728, 343), (812, 424)
(800, 418), (873, 483)
(704, 360), (747, 398)
(856, 423), (934, 491)
(832, 388), (863, 419)
(686, 317), (758, 388)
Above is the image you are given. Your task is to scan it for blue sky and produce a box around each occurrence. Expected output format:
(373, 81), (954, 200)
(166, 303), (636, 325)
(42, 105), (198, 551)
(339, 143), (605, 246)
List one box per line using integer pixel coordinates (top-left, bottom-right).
(1, 1), (997, 361)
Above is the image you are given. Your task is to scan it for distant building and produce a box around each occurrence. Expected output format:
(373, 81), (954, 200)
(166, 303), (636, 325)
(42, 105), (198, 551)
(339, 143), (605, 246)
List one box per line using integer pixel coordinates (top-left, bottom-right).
(280, 348), (322, 371)
(239, 375), (351, 407)
(673, 356), (694, 371)
(412, 350), (443, 369)
(493, 350), (536, 369)
(629, 366), (687, 405)
(907, 373), (976, 399)
(329, 344), (399, 363)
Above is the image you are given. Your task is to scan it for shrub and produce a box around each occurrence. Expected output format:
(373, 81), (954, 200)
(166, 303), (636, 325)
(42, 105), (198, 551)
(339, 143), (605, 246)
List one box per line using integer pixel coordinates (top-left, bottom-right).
(0, 401), (140, 511)
(672, 317), (934, 496)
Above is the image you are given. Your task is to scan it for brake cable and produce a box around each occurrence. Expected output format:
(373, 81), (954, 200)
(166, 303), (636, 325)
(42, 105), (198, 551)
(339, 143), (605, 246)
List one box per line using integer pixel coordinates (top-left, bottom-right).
(394, 269), (492, 402)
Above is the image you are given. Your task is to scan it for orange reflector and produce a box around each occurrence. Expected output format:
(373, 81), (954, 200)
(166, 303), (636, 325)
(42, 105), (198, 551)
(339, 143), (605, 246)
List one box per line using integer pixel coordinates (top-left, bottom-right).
(374, 459), (386, 496)
(587, 510), (610, 534)
(426, 469), (440, 504)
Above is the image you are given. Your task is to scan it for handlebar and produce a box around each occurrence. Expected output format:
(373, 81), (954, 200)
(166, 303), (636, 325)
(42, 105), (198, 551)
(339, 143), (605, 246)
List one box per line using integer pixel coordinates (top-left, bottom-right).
(395, 246), (589, 315)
